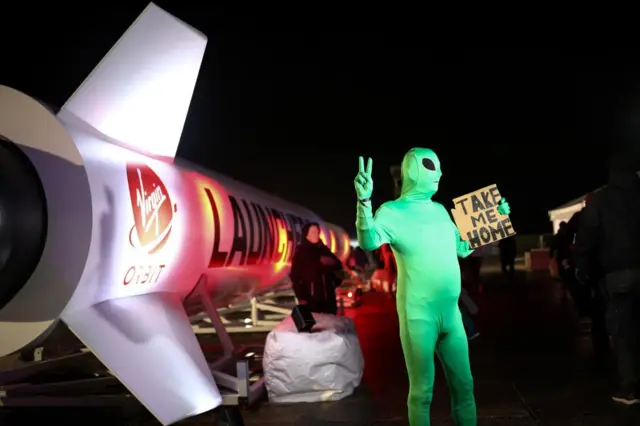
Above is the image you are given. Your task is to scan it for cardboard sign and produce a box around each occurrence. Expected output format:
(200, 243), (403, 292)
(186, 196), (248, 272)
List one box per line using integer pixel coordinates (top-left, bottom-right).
(451, 184), (516, 249)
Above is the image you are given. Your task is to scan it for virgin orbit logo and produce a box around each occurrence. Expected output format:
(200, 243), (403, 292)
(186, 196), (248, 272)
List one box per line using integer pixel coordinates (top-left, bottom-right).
(126, 163), (176, 255)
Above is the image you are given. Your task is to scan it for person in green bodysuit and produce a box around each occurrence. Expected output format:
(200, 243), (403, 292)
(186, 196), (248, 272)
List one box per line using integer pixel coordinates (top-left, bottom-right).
(354, 148), (511, 426)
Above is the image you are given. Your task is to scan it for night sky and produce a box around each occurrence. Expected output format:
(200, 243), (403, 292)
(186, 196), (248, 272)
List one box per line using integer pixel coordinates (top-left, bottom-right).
(3, 3), (640, 236)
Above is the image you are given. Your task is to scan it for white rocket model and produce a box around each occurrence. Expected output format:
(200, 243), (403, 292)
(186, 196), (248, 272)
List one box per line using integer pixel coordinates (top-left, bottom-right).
(0, 4), (350, 425)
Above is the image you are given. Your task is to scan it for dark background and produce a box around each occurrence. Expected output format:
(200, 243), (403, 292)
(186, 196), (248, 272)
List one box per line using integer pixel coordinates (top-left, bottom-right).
(3, 3), (640, 235)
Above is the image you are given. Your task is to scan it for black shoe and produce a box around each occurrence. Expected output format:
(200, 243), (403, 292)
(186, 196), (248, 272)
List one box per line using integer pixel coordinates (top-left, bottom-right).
(612, 388), (640, 405)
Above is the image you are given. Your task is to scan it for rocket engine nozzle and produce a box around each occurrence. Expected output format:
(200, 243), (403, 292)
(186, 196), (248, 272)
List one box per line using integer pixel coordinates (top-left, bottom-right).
(0, 138), (48, 310)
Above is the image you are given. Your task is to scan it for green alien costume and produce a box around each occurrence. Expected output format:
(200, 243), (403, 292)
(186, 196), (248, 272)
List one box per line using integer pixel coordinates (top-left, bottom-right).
(354, 148), (510, 426)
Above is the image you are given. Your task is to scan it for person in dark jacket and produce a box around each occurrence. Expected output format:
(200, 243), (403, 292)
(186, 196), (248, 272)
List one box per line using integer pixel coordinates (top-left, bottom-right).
(563, 195), (610, 369)
(574, 149), (640, 405)
(498, 237), (517, 282)
(563, 207), (597, 317)
(550, 221), (571, 276)
(550, 221), (572, 298)
(290, 222), (343, 315)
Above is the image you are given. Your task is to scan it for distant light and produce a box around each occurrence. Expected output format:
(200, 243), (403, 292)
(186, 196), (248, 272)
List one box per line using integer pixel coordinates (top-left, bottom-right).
(245, 324), (253, 328)
(245, 352), (255, 358)
(243, 318), (251, 324)
(348, 292), (353, 298)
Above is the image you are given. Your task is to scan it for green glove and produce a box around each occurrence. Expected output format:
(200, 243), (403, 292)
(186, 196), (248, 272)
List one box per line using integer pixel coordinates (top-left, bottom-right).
(497, 197), (511, 216)
(354, 156), (373, 201)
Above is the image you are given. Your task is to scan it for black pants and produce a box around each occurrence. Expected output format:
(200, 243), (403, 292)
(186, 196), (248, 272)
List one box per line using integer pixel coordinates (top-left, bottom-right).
(589, 284), (610, 367)
(564, 267), (593, 317)
(293, 280), (337, 316)
(605, 269), (640, 390)
(467, 257), (482, 288)
(500, 255), (515, 280)
(557, 260), (571, 297)
(305, 299), (337, 315)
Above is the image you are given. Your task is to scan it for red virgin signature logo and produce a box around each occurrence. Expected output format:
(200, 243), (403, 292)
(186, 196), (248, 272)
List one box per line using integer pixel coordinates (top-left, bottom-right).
(126, 163), (176, 254)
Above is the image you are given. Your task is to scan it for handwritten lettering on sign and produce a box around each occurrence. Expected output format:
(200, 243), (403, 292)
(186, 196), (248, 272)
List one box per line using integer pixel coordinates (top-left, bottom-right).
(451, 184), (516, 249)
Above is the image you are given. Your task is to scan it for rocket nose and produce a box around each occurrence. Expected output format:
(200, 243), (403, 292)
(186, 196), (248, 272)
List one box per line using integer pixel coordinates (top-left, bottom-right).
(0, 139), (48, 310)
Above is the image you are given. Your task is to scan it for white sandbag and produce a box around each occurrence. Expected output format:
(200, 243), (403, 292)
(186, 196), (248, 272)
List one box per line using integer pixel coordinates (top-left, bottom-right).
(263, 313), (364, 404)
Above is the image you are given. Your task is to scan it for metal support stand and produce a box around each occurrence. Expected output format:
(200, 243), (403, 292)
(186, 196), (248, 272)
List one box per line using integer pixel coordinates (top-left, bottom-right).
(0, 276), (269, 426)
(0, 349), (133, 408)
(0, 350), (93, 386)
(197, 278), (235, 359)
(192, 287), (295, 334)
(193, 276), (266, 410)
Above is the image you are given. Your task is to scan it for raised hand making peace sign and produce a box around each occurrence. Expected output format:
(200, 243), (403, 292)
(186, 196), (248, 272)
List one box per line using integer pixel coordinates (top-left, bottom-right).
(354, 156), (373, 201)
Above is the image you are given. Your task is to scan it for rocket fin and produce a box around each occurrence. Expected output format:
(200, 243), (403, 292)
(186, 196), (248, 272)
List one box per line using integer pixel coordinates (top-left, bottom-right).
(61, 292), (220, 425)
(58, 3), (207, 162)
